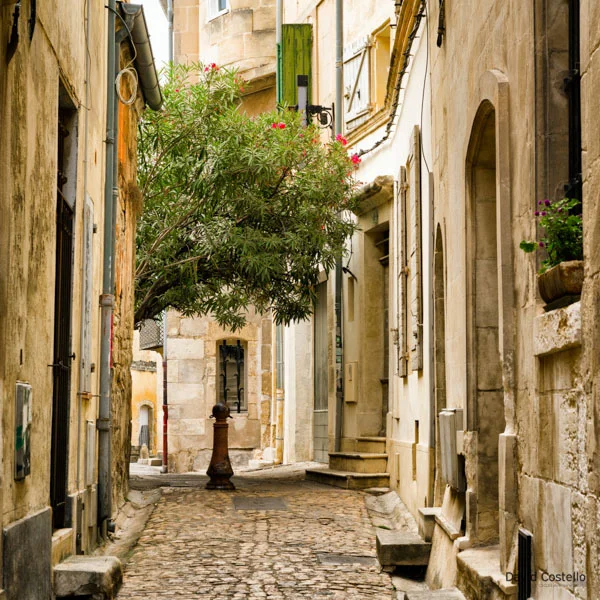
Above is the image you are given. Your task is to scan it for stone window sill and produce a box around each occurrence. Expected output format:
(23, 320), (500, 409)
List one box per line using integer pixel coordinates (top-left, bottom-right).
(533, 300), (581, 357)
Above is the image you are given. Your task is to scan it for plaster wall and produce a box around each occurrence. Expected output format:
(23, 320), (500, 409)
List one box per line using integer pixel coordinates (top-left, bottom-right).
(339, 15), (433, 518)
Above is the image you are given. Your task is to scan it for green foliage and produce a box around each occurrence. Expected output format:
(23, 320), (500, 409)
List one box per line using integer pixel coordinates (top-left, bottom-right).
(520, 197), (583, 273)
(136, 63), (359, 329)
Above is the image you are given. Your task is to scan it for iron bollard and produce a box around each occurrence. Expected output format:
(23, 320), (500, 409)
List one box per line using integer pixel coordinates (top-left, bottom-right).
(206, 401), (235, 490)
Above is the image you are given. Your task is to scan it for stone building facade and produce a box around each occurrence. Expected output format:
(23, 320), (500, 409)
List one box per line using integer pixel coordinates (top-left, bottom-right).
(0, 2), (160, 598)
(173, 0), (276, 115)
(283, 0), (599, 598)
(147, 0), (280, 473)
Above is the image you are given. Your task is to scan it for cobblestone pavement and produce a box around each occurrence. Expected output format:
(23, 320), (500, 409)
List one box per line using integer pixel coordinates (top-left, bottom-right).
(116, 465), (396, 599)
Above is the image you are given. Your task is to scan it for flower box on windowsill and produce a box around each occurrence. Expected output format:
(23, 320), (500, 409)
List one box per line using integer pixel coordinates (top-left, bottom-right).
(538, 260), (583, 311)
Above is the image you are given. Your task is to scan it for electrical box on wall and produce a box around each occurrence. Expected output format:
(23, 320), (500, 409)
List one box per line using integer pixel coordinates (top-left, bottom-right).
(344, 361), (358, 403)
(15, 382), (32, 480)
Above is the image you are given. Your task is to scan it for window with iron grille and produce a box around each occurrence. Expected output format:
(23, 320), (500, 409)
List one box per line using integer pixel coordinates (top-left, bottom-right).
(218, 340), (247, 412)
(566, 0), (582, 203)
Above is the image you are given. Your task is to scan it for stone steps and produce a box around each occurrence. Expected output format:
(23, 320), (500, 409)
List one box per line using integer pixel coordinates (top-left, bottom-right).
(456, 545), (517, 599)
(329, 451), (388, 473)
(357, 436), (387, 453)
(305, 467), (390, 490)
(401, 588), (466, 600)
(54, 556), (122, 599)
(376, 530), (432, 567)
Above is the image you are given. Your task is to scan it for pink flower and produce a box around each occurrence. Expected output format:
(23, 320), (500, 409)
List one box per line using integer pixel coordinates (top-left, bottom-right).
(538, 241), (545, 248)
(271, 123), (278, 129)
(351, 153), (361, 165)
(335, 134), (348, 146)
(534, 211), (540, 216)
(175, 88), (180, 92)
(278, 122), (286, 129)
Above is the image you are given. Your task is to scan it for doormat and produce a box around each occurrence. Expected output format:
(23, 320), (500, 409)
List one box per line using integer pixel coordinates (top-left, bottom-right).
(233, 496), (288, 511)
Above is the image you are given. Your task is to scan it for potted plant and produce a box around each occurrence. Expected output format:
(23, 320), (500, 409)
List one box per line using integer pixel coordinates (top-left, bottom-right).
(520, 197), (583, 307)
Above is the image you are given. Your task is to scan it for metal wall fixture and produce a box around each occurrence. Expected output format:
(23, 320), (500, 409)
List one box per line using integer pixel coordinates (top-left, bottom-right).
(296, 74), (335, 132)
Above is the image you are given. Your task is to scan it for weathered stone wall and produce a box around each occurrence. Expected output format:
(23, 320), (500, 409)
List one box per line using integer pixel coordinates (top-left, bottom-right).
(164, 310), (274, 473)
(579, 0), (600, 596)
(112, 58), (145, 512)
(0, 0), (144, 594)
(426, 1), (597, 597)
(175, 0), (275, 81)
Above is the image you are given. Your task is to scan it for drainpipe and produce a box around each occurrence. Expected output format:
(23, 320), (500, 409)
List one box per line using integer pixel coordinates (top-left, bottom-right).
(276, 0), (282, 103)
(335, 0), (343, 135)
(167, 0), (173, 64)
(161, 0), (174, 475)
(161, 311), (168, 473)
(98, 0), (118, 532)
(333, 0), (344, 452)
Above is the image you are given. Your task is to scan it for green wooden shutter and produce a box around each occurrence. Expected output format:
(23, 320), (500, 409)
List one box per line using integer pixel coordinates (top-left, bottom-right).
(280, 24), (312, 107)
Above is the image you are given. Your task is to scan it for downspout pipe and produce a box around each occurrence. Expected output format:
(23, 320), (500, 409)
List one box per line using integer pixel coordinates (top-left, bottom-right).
(162, 0), (173, 474)
(167, 0), (173, 64)
(333, 0), (344, 452)
(276, 0), (282, 103)
(98, 0), (117, 532)
(335, 0), (343, 135)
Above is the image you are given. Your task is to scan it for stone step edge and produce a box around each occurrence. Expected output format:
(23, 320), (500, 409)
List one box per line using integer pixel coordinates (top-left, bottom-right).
(306, 468), (390, 478)
(329, 452), (388, 459)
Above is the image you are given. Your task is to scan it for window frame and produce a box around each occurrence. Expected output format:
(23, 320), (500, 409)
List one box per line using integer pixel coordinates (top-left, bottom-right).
(207, 0), (229, 22)
(217, 339), (247, 413)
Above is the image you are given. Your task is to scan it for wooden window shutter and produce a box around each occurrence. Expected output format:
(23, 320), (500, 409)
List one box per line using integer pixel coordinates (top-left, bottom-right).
(398, 166), (408, 377)
(343, 36), (372, 131)
(80, 194), (94, 394)
(408, 125), (423, 371)
(281, 24), (313, 107)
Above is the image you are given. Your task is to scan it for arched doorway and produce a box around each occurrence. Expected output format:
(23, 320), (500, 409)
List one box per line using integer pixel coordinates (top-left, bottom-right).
(138, 404), (152, 453)
(466, 103), (506, 544)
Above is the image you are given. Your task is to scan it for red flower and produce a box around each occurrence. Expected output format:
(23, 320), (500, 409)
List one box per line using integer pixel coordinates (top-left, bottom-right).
(175, 88), (180, 92)
(271, 123), (278, 129)
(351, 153), (361, 165)
(278, 122), (286, 129)
(335, 134), (348, 146)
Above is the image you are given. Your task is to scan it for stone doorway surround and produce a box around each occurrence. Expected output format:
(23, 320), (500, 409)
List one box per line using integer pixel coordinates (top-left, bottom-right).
(462, 70), (518, 573)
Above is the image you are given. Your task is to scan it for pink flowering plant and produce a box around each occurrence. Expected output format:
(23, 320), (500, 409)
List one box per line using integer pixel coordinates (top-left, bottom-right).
(520, 197), (583, 273)
(136, 63), (360, 328)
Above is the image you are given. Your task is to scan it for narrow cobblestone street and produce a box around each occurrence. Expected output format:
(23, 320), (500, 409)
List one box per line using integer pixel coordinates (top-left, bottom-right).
(116, 466), (396, 599)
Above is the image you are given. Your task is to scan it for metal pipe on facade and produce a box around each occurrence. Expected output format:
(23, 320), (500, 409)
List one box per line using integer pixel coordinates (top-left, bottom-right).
(333, 0), (344, 452)
(167, 0), (173, 63)
(161, 310), (168, 473)
(276, 0), (282, 102)
(161, 0), (174, 475)
(98, 0), (117, 531)
(335, 0), (343, 135)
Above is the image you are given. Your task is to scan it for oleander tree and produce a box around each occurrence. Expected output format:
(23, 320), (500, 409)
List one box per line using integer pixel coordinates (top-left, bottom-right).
(135, 63), (361, 329)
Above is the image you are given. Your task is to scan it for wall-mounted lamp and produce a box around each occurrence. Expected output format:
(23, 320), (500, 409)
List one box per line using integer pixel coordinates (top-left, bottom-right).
(296, 75), (335, 132)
